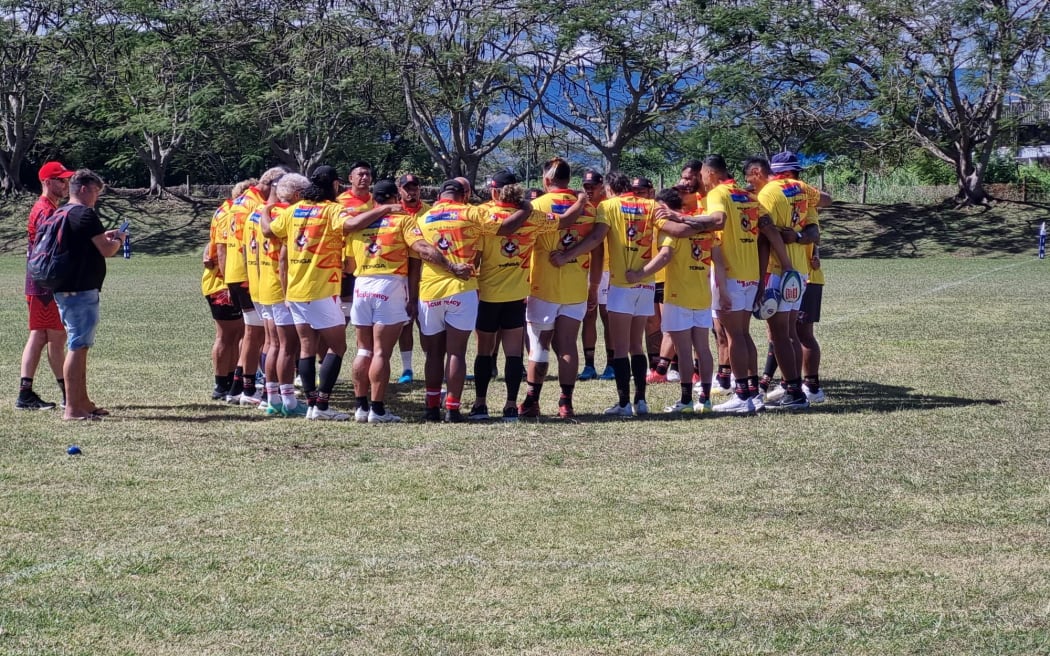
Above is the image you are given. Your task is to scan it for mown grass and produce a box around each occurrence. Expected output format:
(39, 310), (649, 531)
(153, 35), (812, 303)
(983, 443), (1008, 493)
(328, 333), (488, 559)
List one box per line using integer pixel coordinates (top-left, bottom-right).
(0, 205), (1049, 653)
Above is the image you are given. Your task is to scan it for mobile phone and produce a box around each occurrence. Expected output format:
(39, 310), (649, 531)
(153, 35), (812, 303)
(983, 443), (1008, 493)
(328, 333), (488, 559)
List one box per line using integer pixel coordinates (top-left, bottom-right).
(119, 220), (130, 233)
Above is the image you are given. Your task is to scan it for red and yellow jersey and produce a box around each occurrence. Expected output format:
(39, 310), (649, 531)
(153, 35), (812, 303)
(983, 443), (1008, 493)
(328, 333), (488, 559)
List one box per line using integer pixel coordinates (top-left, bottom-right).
(705, 179), (761, 282)
(659, 231), (720, 310)
(224, 186), (265, 284)
(531, 200), (600, 305)
(347, 209), (423, 278)
(758, 176), (819, 275)
(476, 201), (556, 302)
(268, 201), (346, 302)
(405, 200), (497, 301)
(338, 191), (373, 259)
(597, 192), (660, 288)
(202, 199), (232, 296)
(253, 202), (289, 305)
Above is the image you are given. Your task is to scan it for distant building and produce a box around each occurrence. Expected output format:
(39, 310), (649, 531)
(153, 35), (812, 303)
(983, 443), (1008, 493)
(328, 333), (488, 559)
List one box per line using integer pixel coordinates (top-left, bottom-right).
(1003, 102), (1050, 165)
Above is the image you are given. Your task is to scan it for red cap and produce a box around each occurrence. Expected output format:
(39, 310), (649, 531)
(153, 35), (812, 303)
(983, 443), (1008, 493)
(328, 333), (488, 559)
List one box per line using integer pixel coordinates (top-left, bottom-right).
(38, 161), (74, 181)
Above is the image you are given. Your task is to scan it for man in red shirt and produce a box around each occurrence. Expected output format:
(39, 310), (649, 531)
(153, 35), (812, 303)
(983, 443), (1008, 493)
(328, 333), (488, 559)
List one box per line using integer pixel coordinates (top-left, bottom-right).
(17, 161), (74, 410)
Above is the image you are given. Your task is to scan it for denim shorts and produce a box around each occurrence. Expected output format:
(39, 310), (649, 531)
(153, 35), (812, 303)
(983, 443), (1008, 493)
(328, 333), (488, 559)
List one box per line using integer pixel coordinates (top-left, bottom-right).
(55, 290), (101, 350)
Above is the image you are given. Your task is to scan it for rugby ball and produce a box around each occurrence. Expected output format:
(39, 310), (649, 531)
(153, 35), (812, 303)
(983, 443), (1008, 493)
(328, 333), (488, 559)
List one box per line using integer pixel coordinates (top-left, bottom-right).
(753, 287), (780, 320)
(780, 270), (804, 305)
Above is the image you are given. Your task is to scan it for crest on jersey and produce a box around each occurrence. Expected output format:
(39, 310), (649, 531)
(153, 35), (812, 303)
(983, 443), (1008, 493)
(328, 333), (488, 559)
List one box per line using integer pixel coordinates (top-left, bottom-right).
(367, 238), (380, 256)
(691, 242), (702, 261)
(561, 230), (578, 248)
(249, 235), (258, 253)
(436, 235), (452, 251)
(501, 238), (519, 256)
(295, 229), (308, 249)
(626, 224), (638, 241)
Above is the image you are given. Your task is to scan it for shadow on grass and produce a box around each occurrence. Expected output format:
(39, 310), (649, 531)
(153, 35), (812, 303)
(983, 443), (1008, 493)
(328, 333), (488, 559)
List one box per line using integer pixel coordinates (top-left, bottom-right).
(118, 403), (272, 423)
(822, 200), (1049, 258)
(813, 379), (1003, 414)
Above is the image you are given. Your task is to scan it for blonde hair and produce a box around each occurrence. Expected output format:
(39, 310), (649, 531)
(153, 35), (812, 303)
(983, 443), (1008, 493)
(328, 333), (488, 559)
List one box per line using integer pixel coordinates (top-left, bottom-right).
(498, 183), (523, 205)
(232, 179), (257, 198)
(276, 174), (311, 203)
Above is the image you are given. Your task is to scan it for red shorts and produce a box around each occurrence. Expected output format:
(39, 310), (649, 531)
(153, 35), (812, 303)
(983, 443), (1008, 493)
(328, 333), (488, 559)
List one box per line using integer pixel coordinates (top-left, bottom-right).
(27, 295), (65, 332)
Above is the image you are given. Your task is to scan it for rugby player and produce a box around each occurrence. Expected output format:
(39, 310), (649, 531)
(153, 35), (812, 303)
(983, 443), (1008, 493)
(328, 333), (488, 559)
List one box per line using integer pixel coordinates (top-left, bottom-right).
(394, 173), (430, 384)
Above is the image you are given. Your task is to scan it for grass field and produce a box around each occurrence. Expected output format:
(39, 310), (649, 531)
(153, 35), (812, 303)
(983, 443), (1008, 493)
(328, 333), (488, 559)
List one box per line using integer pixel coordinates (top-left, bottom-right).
(1, 196), (1049, 654)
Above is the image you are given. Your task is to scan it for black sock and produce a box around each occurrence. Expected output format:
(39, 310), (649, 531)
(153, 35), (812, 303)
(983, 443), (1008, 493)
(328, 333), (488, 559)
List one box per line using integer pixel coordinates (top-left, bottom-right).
(227, 371), (235, 389)
(680, 383), (692, 405)
(613, 357), (630, 406)
(735, 379), (750, 401)
(230, 367), (245, 396)
(606, 349), (615, 368)
(214, 375), (227, 390)
(505, 356), (524, 405)
(669, 354), (679, 372)
(647, 351), (659, 370)
(584, 349), (595, 368)
(699, 382), (711, 402)
(631, 354), (648, 402)
(804, 375), (820, 392)
(316, 390), (330, 411)
(748, 375), (760, 395)
(243, 370), (256, 396)
(524, 380), (543, 406)
(655, 357), (670, 375)
(298, 357), (317, 398)
(474, 354), (494, 400)
(318, 353), (342, 394)
(717, 365), (732, 389)
(356, 396), (369, 411)
(371, 401), (385, 415)
(559, 383), (574, 405)
(763, 343), (778, 379)
(18, 377), (32, 395)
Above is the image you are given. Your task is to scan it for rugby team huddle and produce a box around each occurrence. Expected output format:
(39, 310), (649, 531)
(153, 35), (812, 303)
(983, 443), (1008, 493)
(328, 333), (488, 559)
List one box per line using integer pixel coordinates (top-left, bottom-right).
(201, 152), (830, 423)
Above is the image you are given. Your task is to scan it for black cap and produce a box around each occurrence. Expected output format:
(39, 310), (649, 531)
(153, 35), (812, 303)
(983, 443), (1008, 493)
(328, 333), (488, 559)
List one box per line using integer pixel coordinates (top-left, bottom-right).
(310, 165), (343, 186)
(488, 170), (518, 189)
(439, 179), (466, 195)
(582, 170), (604, 185)
(372, 179), (398, 200)
(631, 176), (654, 189)
(397, 173), (421, 187)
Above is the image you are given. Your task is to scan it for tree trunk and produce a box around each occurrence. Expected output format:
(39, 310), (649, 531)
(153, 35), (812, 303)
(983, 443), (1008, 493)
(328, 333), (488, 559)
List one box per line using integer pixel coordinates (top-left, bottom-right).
(954, 149), (990, 205)
(0, 149), (27, 195)
(603, 148), (621, 175)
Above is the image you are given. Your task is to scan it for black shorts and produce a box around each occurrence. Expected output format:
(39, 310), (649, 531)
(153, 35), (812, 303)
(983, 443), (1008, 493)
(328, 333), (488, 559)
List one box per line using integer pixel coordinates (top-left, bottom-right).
(476, 299), (526, 333)
(340, 273), (356, 299)
(798, 283), (823, 324)
(227, 283), (254, 311)
(207, 289), (243, 322)
(654, 282), (665, 304)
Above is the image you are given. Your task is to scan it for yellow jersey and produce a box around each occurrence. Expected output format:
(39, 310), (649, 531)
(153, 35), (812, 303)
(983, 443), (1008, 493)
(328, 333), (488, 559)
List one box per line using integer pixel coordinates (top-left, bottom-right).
(406, 200), (498, 301)
(268, 201), (346, 302)
(705, 179), (761, 282)
(202, 199), (231, 296)
(757, 176), (819, 275)
(338, 191), (374, 260)
(253, 202), (289, 305)
(224, 186), (265, 284)
(659, 231), (720, 310)
(597, 192), (660, 288)
(476, 201), (555, 302)
(529, 195), (600, 304)
(347, 209), (423, 278)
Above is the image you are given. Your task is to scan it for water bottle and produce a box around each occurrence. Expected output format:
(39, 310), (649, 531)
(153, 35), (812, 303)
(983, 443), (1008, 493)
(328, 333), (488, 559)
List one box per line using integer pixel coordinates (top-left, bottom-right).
(120, 220), (131, 259)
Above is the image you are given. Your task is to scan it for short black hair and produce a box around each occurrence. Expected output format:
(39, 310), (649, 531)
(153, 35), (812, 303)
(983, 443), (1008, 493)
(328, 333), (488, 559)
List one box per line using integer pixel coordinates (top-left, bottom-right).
(655, 188), (682, 210)
(702, 155), (728, 176)
(348, 161), (372, 173)
(683, 159), (703, 173)
(743, 156), (771, 176)
(606, 172), (631, 194)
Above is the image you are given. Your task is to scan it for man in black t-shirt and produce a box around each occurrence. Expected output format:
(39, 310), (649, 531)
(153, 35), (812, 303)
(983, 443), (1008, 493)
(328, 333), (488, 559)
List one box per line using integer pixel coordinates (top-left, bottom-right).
(53, 169), (126, 420)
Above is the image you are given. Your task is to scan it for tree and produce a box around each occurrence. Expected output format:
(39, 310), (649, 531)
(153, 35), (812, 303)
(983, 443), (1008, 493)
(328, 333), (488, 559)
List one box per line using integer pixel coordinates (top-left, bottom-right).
(0, 0), (74, 194)
(803, 0), (1050, 205)
(353, 0), (569, 187)
(536, 0), (758, 173)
